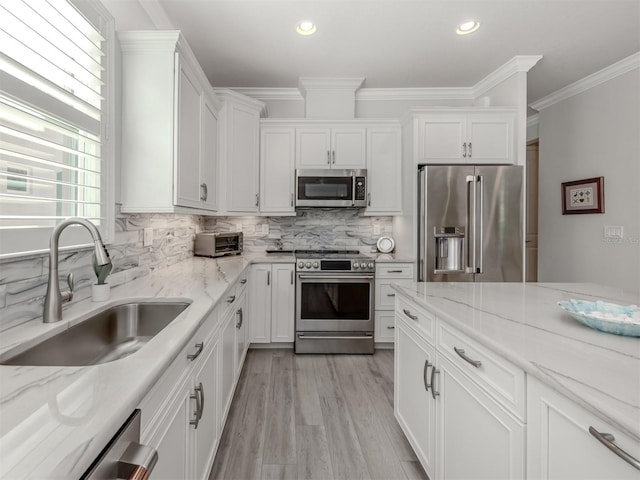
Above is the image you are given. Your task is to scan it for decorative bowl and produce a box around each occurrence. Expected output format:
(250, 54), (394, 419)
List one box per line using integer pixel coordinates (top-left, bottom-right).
(557, 299), (640, 337)
(376, 236), (395, 253)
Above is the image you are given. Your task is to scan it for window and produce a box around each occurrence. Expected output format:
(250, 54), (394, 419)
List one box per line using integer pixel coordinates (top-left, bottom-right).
(0, 0), (114, 258)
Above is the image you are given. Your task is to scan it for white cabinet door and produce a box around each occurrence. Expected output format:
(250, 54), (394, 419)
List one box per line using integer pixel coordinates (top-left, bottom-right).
(220, 312), (236, 421)
(193, 339), (219, 480)
(296, 128), (331, 168)
(365, 126), (401, 214)
(201, 99), (219, 211)
(147, 380), (192, 480)
(226, 103), (260, 212)
(270, 264), (295, 342)
(331, 127), (366, 168)
(395, 320), (437, 478)
(467, 114), (514, 164)
(260, 127), (295, 213)
(175, 60), (203, 209)
(527, 377), (640, 480)
(419, 115), (466, 163)
(248, 265), (271, 343)
(374, 310), (396, 342)
(435, 354), (525, 480)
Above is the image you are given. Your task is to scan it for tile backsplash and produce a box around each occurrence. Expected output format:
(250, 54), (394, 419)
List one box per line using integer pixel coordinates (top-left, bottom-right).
(0, 209), (393, 329)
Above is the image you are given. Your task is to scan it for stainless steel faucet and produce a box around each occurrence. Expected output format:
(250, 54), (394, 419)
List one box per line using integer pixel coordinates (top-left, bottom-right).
(43, 217), (111, 323)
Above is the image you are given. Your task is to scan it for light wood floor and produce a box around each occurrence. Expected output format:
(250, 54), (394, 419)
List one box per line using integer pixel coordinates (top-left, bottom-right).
(209, 348), (429, 480)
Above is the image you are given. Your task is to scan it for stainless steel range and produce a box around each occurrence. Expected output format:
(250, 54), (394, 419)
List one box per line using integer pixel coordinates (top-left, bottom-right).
(295, 250), (375, 354)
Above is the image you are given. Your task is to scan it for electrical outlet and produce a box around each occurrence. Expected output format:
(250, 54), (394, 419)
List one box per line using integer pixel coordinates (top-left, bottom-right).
(262, 224), (269, 235)
(235, 224), (242, 233)
(143, 228), (153, 246)
(604, 225), (624, 239)
(373, 224), (381, 235)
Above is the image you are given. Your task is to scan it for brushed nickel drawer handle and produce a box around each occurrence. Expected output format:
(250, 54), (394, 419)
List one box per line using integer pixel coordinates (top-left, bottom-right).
(423, 360), (431, 391)
(240, 279), (247, 284)
(430, 366), (440, 399)
(226, 295), (236, 303)
(403, 308), (418, 321)
(187, 342), (204, 361)
(387, 269), (403, 273)
(589, 427), (640, 470)
(387, 293), (395, 297)
(454, 347), (482, 368)
(386, 325), (395, 329)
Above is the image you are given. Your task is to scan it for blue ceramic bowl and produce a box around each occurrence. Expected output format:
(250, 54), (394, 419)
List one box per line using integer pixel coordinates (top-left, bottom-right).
(558, 299), (640, 337)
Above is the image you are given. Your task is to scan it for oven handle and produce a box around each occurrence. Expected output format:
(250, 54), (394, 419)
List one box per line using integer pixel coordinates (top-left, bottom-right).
(297, 334), (374, 340)
(297, 274), (374, 280)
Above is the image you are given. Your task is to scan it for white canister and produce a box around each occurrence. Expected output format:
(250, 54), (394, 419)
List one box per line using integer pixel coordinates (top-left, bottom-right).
(92, 283), (111, 302)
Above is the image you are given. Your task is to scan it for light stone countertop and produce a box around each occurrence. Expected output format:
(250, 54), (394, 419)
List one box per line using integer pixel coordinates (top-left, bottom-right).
(391, 281), (640, 441)
(0, 254), (293, 480)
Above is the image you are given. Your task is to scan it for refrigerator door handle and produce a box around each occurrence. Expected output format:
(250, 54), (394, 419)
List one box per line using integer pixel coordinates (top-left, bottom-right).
(477, 175), (484, 274)
(465, 175), (477, 273)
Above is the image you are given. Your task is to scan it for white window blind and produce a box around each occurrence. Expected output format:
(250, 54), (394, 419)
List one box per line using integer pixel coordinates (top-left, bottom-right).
(0, 0), (113, 258)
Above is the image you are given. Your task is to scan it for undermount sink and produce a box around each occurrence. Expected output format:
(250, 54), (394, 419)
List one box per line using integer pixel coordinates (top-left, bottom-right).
(1, 302), (190, 367)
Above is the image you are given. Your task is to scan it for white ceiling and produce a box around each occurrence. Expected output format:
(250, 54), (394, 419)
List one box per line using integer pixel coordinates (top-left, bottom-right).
(103, 0), (640, 105)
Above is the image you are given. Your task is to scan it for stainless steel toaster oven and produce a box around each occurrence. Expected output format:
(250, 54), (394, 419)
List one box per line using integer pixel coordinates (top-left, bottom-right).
(194, 232), (243, 257)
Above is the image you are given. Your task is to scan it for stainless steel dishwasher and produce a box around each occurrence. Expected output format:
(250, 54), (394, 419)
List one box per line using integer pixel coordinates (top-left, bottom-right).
(81, 409), (158, 480)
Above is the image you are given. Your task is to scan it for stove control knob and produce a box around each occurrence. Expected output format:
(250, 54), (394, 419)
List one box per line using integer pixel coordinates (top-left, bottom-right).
(312, 262), (319, 269)
(305, 262), (312, 269)
(368, 262), (374, 269)
(353, 262), (360, 269)
(298, 261), (304, 269)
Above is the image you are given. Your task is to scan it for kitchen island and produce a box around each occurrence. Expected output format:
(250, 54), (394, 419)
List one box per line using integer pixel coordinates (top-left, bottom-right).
(392, 281), (640, 479)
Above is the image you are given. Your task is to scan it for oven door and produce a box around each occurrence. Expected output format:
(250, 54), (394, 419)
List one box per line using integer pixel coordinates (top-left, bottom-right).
(296, 170), (354, 207)
(296, 273), (374, 332)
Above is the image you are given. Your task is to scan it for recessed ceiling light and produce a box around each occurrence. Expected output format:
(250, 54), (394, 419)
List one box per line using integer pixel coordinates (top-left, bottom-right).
(456, 20), (480, 35)
(296, 20), (317, 36)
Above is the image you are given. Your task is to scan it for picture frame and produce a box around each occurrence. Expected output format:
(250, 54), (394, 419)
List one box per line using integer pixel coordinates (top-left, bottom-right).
(561, 176), (604, 214)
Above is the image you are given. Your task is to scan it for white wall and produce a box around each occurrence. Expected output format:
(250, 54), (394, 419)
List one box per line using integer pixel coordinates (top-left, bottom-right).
(537, 68), (640, 293)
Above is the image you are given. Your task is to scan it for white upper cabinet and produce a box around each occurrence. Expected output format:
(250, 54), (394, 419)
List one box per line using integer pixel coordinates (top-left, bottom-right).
(418, 110), (516, 165)
(365, 125), (402, 214)
(296, 126), (366, 169)
(217, 90), (264, 214)
(118, 31), (220, 214)
(260, 127), (295, 214)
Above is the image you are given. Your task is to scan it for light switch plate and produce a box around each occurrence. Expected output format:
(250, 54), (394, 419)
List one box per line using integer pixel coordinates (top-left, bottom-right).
(373, 224), (381, 235)
(235, 224), (243, 233)
(604, 225), (624, 239)
(143, 228), (153, 246)
(262, 224), (269, 235)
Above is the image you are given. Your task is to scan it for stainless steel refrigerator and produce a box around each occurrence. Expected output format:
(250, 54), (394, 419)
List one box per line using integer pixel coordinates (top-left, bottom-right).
(418, 165), (523, 282)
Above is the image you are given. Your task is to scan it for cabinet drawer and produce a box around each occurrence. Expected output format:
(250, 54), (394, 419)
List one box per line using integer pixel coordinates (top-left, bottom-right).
(376, 281), (398, 309)
(375, 310), (396, 342)
(376, 263), (414, 278)
(437, 322), (525, 420)
(139, 311), (217, 437)
(396, 295), (435, 344)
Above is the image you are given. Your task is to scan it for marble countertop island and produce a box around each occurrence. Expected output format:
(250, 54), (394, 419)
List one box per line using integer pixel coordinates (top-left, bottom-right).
(0, 254), (293, 479)
(391, 281), (640, 441)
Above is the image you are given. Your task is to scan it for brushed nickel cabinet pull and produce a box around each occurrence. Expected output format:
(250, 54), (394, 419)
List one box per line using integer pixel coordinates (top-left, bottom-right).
(226, 295), (236, 303)
(403, 308), (418, 321)
(387, 269), (403, 273)
(327, 150), (331, 164)
(430, 367), (440, 399)
(387, 325), (395, 329)
(589, 427), (640, 470)
(187, 342), (203, 361)
(423, 360), (431, 391)
(454, 347), (482, 368)
(462, 142), (467, 158)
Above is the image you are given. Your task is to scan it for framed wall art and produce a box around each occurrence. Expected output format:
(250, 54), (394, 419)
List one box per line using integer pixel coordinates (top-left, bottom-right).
(561, 176), (604, 214)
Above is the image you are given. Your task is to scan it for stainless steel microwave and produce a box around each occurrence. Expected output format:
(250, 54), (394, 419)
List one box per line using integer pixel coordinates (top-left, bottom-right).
(194, 232), (243, 257)
(296, 169), (367, 208)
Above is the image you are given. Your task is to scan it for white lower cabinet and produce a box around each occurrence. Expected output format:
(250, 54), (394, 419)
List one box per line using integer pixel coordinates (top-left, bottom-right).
(375, 262), (414, 342)
(395, 295), (524, 480)
(249, 263), (295, 344)
(395, 321), (437, 475)
(435, 354), (525, 480)
(527, 376), (640, 479)
(139, 276), (249, 480)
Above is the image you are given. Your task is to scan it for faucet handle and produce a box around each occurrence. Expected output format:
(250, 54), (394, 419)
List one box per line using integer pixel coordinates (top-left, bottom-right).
(61, 273), (74, 303)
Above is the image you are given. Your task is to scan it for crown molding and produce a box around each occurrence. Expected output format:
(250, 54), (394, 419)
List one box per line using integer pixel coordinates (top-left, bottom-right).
(473, 55), (543, 98)
(298, 77), (365, 95)
(356, 87), (474, 101)
(213, 88), (266, 112)
(530, 52), (640, 111)
(230, 88), (302, 101)
(527, 113), (539, 128)
(118, 30), (180, 52)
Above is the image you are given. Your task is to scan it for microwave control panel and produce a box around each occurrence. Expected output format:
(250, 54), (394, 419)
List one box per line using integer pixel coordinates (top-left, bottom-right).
(355, 176), (366, 200)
